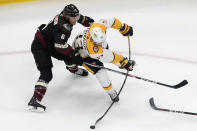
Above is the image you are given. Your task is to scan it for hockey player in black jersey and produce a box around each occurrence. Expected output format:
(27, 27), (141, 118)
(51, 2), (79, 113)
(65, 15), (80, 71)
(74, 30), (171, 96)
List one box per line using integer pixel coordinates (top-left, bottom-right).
(27, 4), (94, 112)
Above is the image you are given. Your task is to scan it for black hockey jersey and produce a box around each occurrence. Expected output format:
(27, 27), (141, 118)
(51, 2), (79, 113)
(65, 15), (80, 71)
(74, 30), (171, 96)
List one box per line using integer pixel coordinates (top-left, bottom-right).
(35, 13), (94, 60)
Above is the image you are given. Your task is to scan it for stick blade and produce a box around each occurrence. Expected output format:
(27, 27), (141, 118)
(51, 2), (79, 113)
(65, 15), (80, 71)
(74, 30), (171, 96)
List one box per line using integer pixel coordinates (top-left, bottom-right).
(149, 97), (157, 110)
(173, 80), (188, 89)
(90, 125), (96, 129)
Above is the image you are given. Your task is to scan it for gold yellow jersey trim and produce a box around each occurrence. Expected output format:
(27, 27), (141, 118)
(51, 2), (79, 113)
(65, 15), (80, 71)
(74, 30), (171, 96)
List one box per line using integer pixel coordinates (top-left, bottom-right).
(89, 22), (107, 33)
(82, 63), (94, 74)
(103, 83), (112, 91)
(85, 22), (107, 56)
(111, 18), (123, 30)
(111, 52), (124, 64)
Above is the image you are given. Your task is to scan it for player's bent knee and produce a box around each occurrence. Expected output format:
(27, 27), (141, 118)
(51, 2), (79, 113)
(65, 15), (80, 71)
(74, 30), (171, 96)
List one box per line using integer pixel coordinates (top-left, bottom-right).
(39, 68), (53, 83)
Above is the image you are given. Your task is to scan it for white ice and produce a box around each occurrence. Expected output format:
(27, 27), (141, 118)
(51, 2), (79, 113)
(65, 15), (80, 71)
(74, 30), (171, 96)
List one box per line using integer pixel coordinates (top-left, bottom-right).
(0, 0), (197, 131)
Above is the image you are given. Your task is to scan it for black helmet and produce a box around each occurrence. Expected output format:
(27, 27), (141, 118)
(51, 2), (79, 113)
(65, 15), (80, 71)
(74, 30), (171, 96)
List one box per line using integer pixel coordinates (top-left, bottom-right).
(63, 4), (79, 17)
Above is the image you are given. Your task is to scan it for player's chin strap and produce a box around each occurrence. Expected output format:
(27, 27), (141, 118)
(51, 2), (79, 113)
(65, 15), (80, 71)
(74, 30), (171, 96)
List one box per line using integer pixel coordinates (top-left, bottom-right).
(89, 36), (131, 129)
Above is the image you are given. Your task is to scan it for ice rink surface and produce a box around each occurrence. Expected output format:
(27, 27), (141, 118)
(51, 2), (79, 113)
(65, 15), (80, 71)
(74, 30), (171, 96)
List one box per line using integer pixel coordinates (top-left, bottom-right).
(0, 0), (197, 131)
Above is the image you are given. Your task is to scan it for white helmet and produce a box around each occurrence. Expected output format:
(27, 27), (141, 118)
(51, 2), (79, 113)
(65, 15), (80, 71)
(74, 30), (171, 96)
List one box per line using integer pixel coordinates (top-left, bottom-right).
(90, 27), (106, 45)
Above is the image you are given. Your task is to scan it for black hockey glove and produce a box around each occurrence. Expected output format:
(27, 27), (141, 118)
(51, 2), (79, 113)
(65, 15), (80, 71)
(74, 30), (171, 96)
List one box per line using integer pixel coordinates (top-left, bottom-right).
(85, 16), (94, 23)
(81, 16), (94, 27)
(120, 58), (135, 71)
(119, 23), (133, 36)
(69, 50), (83, 66)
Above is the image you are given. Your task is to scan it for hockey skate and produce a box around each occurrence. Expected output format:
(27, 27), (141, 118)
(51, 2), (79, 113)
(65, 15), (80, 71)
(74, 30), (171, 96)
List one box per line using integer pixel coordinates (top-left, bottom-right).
(74, 68), (89, 76)
(108, 90), (119, 102)
(27, 96), (46, 113)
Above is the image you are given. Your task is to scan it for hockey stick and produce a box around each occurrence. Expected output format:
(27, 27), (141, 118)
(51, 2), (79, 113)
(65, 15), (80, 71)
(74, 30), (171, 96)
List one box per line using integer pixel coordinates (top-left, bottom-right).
(149, 97), (197, 116)
(90, 36), (131, 129)
(83, 62), (188, 89)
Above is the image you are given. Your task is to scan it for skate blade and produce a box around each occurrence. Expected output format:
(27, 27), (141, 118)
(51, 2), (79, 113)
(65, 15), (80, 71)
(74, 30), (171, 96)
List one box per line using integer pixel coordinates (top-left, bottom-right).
(26, 106), (45, 113)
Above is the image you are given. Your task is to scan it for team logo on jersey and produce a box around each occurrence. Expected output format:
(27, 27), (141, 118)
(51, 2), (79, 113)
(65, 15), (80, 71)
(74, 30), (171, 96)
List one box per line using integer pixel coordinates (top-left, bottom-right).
(93, 46), (99, 53)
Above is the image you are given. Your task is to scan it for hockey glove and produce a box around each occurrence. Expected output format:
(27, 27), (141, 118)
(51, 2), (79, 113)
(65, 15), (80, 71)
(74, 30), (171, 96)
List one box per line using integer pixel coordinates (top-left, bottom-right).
(120, 58), (135, 71)
(119, 23), (133, 36)
(85, 16), (94, 24)
(69, 50), (83, 66)
(81, 16), (94, 27)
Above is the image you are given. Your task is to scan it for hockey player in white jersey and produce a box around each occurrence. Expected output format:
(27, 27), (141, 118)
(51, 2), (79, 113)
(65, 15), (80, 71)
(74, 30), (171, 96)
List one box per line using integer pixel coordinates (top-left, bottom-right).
(72, 18), (135, 102)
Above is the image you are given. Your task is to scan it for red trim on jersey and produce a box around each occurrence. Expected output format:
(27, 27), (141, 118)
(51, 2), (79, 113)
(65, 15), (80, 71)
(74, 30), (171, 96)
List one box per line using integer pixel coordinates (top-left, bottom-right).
(55, 46), (73, 56)
(35, 31), (47, 49)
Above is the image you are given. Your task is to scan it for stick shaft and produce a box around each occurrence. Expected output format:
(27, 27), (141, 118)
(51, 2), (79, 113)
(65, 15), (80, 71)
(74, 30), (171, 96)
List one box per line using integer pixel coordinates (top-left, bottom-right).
(83, 62), (187, 89)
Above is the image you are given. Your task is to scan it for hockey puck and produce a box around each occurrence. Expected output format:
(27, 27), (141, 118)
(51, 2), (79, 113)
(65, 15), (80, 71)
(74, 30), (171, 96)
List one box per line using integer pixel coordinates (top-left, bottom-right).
(90, 125), (95, 129)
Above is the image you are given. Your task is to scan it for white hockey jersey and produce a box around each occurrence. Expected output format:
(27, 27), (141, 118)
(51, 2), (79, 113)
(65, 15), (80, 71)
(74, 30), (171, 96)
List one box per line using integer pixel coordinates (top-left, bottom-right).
(72, 17), (126, 64)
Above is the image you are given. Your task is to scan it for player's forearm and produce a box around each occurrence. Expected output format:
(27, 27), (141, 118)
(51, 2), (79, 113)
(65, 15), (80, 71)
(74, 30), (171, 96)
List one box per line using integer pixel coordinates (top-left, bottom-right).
(78, 14), (94, 27)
